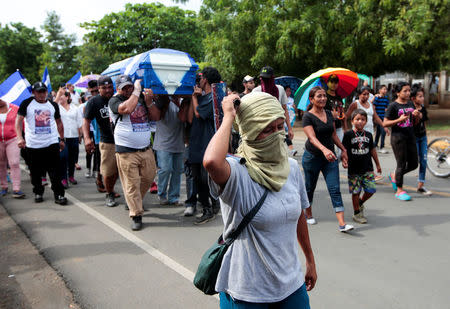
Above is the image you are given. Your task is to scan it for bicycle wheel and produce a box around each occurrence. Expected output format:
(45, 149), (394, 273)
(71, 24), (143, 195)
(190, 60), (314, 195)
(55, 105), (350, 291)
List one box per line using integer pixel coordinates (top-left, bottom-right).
(427, 137), (450, 178)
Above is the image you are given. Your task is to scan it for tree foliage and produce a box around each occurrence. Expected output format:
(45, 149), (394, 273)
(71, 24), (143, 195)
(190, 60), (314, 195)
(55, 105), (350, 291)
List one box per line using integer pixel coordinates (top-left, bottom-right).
(40, 11), (80, 86)
(200, 0), (450, 84)
(0, 23), (43, 82)
(80, 3), (204, 68)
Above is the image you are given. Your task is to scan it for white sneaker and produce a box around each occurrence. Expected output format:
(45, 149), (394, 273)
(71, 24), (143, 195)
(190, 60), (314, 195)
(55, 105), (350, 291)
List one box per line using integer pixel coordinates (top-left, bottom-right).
(306, 217), (317, 225)
(417, 187), (432, 196)
(184, 206), (195, 217)
(379, 148), (388, 154)
(85, 170), (92, 178)
(339, 224), (354, 232)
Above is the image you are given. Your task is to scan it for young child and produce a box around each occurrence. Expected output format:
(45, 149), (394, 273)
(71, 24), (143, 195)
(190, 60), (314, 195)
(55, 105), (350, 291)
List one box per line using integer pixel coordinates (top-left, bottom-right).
(411, 85), (432, 195)
(342, 109), (382, 224)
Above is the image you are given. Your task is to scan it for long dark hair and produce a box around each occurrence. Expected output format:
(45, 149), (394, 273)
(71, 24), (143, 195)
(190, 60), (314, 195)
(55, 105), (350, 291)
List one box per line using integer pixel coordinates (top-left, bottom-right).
(260, 77), (279, 99)
(393, 82), (410, 100)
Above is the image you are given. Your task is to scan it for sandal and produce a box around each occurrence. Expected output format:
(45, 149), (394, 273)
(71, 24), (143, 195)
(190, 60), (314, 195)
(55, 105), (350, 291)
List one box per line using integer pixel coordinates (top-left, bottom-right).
(388, 173), (397, 192)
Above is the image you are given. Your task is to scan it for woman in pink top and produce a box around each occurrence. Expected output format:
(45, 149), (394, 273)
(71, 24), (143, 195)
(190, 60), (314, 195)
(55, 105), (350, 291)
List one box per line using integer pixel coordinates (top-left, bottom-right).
(0, 99), (25, 198)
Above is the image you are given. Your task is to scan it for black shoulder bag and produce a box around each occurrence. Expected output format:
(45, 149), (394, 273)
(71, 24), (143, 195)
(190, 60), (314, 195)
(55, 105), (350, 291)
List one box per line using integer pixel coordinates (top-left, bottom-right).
(193, 189), (269, 295)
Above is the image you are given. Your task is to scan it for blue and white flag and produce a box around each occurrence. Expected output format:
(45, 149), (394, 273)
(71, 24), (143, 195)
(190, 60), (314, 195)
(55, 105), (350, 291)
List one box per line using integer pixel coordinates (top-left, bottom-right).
(42, 67), (52, 93)
(67, 70), (82, 85)
(0, 71), (32, 106)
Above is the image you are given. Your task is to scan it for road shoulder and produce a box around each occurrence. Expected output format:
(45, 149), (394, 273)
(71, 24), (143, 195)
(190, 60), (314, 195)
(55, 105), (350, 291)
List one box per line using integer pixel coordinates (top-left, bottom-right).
(0, 202), (80, 309)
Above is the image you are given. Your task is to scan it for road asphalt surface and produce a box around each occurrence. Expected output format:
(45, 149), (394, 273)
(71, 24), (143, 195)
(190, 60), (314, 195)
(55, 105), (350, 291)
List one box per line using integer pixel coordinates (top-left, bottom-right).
(1, 136), (449, 309)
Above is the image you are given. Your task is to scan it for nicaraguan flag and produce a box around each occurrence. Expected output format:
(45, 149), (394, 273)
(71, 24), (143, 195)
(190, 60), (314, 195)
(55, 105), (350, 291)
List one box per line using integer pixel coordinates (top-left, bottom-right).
(0, 71), (32, 106)
(66, 70), (82, 85)
(42, 67), (52, 93)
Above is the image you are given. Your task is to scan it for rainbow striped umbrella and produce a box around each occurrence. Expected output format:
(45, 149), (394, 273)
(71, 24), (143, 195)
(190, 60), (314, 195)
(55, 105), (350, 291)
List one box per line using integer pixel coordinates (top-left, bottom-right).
(294, 68), (359, 111)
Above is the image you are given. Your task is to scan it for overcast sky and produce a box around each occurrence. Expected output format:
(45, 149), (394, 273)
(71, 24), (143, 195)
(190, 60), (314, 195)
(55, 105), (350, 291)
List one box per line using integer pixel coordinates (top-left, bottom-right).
(1, 0), (202, 43)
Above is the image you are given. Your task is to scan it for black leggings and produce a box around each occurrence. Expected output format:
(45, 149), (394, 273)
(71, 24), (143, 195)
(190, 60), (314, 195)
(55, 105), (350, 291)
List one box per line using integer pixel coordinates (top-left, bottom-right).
(391, 134), (418, 188)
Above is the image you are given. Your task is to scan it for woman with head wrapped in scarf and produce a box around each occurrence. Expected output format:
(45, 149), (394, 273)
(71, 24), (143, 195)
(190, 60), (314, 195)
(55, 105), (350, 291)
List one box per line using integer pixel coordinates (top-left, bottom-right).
(203, 92), (316, 308)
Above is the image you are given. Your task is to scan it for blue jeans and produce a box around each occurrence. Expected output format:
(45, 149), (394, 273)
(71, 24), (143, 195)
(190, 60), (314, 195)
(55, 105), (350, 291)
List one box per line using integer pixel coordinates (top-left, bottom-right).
(416, 135), (428, 183)
(374, 123), (386, 149)
(156, 150), (183, 203)
(60, 137), (79, 180)
(220, 284), (310, 309)
(301, 150), (345, 213)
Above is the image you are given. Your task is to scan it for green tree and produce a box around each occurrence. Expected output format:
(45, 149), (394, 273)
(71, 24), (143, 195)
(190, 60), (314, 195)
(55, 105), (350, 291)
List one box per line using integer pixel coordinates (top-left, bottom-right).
(77, 41), (113, 75)
(40, 11), (80, 86)
(200, 0), (450, 84)
(80, 3), (204, 66)
(0, 23), (43, 82)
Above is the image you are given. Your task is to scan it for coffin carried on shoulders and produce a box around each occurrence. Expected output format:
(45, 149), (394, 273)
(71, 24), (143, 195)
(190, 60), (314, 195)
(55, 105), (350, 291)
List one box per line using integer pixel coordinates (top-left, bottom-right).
(101, 48), (198, 95)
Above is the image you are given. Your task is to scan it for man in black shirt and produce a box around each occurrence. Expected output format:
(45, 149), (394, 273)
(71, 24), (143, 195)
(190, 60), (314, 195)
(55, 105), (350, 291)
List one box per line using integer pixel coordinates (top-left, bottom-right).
(189, 67), (221, 225)
(82, 76), (119, 207)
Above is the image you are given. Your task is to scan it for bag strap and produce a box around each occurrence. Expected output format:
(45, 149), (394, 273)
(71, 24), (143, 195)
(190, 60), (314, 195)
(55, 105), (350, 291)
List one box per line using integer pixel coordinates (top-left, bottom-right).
(226, 189), (269, 242)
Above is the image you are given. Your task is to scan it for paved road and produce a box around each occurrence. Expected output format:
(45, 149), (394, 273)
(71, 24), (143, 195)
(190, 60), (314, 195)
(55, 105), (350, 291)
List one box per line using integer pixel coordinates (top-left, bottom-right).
(2, 140), (450, 309)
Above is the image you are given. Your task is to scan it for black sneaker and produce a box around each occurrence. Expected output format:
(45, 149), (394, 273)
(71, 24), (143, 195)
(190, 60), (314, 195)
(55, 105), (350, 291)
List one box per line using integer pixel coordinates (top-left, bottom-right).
(54, 195), (67, 205)
(194, 211), (215, 225)
(106, 192), (118, 207)
(35, 194), (43, 203)
(131, 216), (142, 231)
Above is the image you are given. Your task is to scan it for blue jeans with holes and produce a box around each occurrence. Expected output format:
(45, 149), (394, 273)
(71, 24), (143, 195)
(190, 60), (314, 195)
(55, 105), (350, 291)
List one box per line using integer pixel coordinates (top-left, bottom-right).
(301, 150), (345, 213)
(219, 283), (310, 309)
(416, 135), (428, 183)
(156, 150), (183, 203)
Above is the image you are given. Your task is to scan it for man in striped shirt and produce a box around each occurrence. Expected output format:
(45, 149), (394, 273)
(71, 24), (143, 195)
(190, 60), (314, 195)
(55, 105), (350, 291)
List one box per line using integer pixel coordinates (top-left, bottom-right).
(372, 85), (390, 153)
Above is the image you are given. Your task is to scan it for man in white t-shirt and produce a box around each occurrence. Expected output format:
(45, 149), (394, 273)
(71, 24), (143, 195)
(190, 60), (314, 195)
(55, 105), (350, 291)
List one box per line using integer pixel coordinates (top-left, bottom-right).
(108, 75), (163, 231)
(16, 82), (67, 205)
(66, 83), (81, 107)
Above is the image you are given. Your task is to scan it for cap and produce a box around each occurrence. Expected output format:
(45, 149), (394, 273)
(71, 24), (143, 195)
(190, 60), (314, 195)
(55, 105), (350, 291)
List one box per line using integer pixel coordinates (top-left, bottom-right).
(259, 66), (274, 78)
(115, 75), (133, 90)
(98, 76), (113, 86)
(32, 82), (47, 91)
(242, 75), (254, 83)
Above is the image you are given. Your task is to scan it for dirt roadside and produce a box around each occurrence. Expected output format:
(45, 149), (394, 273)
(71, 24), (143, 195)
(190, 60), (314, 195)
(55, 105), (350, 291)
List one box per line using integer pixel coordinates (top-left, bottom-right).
(0, 203), (80, 309)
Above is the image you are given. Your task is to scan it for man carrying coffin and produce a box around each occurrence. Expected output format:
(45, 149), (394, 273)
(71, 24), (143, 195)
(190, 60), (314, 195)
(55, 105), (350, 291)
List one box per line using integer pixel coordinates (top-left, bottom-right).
(108, 75), (164, 231)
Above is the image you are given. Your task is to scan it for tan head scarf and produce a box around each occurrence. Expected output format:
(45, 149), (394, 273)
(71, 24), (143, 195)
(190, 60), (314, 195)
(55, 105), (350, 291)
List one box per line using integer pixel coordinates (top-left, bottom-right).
(235, 92), (290, 191)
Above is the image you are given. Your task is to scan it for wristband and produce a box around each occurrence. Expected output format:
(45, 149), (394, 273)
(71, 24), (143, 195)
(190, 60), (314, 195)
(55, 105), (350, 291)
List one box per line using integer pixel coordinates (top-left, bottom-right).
(132, 88), (141, 97)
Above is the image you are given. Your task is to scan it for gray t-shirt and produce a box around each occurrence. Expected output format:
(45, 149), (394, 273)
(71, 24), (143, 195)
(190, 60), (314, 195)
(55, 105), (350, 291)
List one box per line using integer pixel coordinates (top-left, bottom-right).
(253, 85), (288, 106)
(209, 157), (310, 302)
(153, 100), (184, 153)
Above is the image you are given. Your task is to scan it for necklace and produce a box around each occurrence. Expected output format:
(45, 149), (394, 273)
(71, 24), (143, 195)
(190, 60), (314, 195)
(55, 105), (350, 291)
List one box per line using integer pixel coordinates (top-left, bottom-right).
(353, 129), (365, 150)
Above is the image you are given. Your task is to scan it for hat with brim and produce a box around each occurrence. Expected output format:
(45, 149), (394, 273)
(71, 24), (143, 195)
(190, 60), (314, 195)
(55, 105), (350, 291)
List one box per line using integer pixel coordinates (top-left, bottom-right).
(116, 75), (133, 90)
(32, 82), (47, 91)
(260, 66), (274, 78)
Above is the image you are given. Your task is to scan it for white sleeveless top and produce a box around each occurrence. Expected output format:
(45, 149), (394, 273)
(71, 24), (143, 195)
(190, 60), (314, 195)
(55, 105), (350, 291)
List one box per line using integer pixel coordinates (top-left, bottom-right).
(355, 100), (374, 134)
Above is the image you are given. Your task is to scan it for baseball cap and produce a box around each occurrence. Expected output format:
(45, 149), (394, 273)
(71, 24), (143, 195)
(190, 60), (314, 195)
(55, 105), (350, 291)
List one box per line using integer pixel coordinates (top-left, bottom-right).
(98, 76), (113, 86)
(32, 82), (47, 91)
(243, 75), (254, 83)
(260, 66), (274, 78)
(115, 75), (133, 90)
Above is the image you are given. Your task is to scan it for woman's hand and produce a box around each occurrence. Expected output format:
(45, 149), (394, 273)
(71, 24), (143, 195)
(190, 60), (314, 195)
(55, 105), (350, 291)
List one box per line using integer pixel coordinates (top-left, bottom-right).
(341, 150), (348, 168)
(222, 94), (238, 119)
(322, 148), (336, 162)
(304, 261), (317, 291)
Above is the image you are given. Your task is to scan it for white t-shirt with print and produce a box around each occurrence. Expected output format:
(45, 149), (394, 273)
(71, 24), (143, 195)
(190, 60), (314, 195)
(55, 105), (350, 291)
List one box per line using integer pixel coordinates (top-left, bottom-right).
(109, 95), (151, 150)
(18, 98), (60, 149)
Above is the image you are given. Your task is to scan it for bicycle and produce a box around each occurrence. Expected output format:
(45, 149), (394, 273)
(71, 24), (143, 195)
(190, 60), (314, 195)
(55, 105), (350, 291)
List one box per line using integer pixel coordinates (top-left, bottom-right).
(427, 137), (450, 178)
